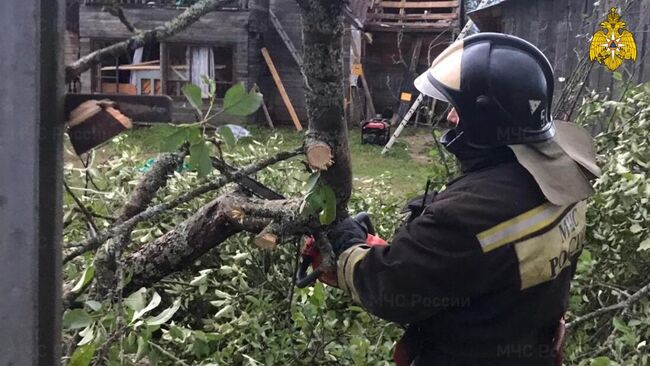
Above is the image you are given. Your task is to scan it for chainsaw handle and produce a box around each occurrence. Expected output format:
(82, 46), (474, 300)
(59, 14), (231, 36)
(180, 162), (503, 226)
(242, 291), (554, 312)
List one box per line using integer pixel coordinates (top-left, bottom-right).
(296, 256), (323, 288)
(353, 212), (376, 236)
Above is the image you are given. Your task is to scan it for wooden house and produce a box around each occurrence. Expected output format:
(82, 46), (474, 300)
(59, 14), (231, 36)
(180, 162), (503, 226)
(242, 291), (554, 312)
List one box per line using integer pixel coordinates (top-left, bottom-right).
(72, 0), (463, 125)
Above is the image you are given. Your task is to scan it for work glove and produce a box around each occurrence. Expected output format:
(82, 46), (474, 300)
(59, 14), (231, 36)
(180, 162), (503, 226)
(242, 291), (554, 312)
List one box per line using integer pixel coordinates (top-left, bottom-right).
(299, 214), (387, 288)
(327, 217), (368, 256)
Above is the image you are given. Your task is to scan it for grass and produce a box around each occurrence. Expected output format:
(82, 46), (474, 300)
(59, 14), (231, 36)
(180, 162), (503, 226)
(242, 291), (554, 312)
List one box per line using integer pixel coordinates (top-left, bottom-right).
(98, 123), (441, 200)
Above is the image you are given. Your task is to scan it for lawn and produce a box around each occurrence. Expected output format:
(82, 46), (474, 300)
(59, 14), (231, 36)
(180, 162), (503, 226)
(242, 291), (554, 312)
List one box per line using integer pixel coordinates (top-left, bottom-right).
(66, 123), (446, 201)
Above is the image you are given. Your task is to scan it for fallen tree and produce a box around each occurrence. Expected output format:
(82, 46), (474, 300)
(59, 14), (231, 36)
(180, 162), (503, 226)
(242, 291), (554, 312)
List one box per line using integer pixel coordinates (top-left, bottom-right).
(63, 0), (350, 312)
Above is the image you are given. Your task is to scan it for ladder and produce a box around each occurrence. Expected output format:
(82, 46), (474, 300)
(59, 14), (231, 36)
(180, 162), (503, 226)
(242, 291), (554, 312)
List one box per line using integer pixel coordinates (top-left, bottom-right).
(268, 9), (309, 85)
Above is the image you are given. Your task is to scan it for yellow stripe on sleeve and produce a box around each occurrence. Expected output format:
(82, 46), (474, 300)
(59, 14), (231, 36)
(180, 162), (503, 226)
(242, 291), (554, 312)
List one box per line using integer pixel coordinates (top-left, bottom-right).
(337, 245), (371, 304)
(477, 202), (569, 253)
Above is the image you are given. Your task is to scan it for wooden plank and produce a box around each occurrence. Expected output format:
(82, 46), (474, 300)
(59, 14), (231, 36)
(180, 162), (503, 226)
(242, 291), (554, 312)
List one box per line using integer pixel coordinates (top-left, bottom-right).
(368, 12), (457, 20)
(365, 22), (455, 31)
(380, 1), (458, 9)
(80, 6), (250, 43)
(359, 74), (377, 118)
(260, 47), (303, 131)
(160, 42), (168, 95)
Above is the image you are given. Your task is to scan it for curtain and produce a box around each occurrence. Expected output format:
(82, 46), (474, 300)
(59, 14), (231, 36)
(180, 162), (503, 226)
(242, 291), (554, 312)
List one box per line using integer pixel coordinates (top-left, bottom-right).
(187, 46), (215, 98)
(130, 47), (144, 86)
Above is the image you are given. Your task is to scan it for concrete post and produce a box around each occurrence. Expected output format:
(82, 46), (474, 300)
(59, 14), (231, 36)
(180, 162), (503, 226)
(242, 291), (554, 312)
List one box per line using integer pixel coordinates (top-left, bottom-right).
(0, 0), (64, 364)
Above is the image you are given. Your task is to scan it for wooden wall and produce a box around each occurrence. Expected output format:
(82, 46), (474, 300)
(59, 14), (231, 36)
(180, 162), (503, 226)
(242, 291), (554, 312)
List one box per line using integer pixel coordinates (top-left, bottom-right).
(78, 6), (252, 94)
(257, 0), (308, 123)
(364, 31), (456, 117)
(477, 0), (649, 99)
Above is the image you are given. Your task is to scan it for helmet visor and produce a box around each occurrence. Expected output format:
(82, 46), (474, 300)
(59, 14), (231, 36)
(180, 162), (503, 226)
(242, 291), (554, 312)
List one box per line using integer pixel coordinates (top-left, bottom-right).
(414, 71), (449, 102)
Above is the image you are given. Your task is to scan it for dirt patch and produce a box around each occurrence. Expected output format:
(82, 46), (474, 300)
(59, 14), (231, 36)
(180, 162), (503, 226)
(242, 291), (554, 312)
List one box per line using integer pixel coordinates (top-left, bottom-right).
(402, 130), (435, 164)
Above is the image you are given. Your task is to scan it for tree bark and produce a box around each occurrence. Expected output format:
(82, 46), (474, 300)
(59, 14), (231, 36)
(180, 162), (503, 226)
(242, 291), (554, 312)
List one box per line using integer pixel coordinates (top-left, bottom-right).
(124, 193), (304, 293)
(94, 151), (186, 294)
(300, 0), (352, 217)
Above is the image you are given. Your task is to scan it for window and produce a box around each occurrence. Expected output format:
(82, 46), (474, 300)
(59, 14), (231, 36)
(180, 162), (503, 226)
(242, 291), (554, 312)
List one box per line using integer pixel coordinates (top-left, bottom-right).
(91, 40), (161, 96)
(164, 44), (234, 98)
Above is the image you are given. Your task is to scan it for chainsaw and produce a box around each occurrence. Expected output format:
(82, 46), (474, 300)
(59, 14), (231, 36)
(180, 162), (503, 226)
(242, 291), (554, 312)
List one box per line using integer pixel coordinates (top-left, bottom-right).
(296, 212), (388, 288)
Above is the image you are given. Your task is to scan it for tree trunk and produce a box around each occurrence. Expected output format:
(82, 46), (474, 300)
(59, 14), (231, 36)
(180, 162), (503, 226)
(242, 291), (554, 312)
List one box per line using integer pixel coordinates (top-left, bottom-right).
(300, 0), (352, 217)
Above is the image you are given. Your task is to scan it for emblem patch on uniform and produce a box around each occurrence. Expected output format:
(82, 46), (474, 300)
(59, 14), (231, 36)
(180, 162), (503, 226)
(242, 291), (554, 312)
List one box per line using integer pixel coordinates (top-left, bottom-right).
(476, 202), (587, 290)
(514, 202), (587, 290)
(529, 100), (541, 114)
(589, 7), (637, 71)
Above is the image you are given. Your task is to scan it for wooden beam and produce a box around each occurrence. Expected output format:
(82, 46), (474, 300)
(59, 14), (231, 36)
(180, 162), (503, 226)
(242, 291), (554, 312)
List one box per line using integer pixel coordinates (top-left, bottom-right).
(160, 42), (169, 95)
(380, 1), (458, 8)
(260, 47), (303, 131)
(365, 22), (455, 32)
(359, 74), (376, 118)
(367, 12), (457, 20)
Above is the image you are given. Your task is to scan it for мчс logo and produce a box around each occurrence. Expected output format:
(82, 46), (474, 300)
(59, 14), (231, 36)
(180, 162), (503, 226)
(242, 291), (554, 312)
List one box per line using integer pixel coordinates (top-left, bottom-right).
(589, 7), (637, 71)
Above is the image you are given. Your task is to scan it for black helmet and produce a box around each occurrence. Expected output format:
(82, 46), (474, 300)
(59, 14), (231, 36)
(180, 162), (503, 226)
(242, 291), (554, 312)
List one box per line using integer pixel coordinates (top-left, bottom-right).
(414, 33), (555, 148)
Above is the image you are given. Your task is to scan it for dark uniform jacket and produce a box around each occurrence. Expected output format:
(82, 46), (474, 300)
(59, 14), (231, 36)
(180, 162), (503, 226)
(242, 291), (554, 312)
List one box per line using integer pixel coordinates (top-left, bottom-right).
(336, 148), (586, 365)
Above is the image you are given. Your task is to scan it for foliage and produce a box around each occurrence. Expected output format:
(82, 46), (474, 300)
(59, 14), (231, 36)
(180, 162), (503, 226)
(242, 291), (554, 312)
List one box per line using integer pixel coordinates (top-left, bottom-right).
(62, 79), (649, 365)
(566, 82), (650, 366)
(62, 130), (405, 365)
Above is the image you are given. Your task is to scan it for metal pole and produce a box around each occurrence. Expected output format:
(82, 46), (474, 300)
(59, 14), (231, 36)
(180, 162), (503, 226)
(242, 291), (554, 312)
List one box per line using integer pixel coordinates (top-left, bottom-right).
(0, 0), (64, 364)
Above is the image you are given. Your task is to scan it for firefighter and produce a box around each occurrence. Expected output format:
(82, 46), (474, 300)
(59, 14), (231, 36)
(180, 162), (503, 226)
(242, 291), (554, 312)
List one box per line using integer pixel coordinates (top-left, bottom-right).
(327, 33), (601, 365)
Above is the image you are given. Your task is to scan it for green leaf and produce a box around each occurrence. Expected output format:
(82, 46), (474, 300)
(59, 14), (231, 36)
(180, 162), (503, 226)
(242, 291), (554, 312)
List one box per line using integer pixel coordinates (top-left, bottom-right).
(182, 83), (203, 113)
(187, 126), (202, 145)
(146, 300), (181, 326)
(201, 75), (216, 96)
(160, 127), (189, 152)
(305, 172), (321, 194)
(71, 265), (95, 293)
(319, 184), (337, 225)
(63, 309), (93, 330)
(189, 142), (213, 178)
(311, 282), (325, 307)
(68, 343), (96, 366)
(217, 125), (237, 147)
(629, 223), (643, 234)
(638, 237), (650, 251)
(612, 71), (622, 81)
(222, 83), (263, 116)
(215, 304), (234, 319)
(590, 356), (611, 366)
(135, 335), (150, 361)
(132, 292), (161, 323)
(77, 325), (95, 346)
(85, 300), (102, 312)
(149, 348), (161, 366)
(124, 287), (147, 312)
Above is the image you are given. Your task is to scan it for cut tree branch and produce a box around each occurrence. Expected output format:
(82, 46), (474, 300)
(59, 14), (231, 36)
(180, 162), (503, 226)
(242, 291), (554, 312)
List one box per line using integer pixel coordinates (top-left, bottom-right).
(63, 147), (303, 263)
(65, 0), (236, 82)
(106, 5), (138, 33)
(95, 150), (187, 294)
(64, 180), (99, 234)
(123, 193), (306, 293)
(566, 281), (650, 330)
